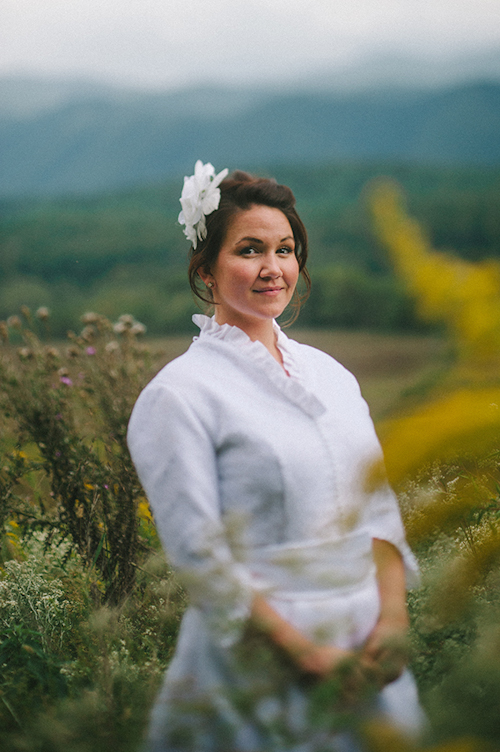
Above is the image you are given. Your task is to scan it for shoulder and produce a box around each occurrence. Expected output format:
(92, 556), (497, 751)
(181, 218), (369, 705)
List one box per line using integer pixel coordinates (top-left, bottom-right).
(287, 337), (361, 388)
(141, 339), (219, 393)
(130, 344), (208, 420)
(128, 345), (215, 453)
(285, 338), (378, 440)
(128, 338), (242, 435)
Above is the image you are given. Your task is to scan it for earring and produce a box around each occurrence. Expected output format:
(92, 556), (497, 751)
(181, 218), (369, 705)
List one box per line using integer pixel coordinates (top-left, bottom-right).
(206, 281), (214, 288)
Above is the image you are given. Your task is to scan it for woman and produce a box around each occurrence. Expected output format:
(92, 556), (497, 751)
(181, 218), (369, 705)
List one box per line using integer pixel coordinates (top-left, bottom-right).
(127, 162), (424, 751)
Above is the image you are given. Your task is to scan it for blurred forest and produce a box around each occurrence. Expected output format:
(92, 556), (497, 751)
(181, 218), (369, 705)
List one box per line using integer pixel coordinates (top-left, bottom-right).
(1, 160), (500, 337)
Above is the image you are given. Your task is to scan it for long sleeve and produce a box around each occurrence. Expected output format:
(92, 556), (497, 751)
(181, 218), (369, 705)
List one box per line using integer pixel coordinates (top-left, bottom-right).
(363, 482), (420, 589)
(127, 382), (254, 646)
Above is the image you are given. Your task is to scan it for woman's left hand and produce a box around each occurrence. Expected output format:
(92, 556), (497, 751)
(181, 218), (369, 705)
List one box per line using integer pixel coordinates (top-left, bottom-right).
(359, 615), (409, 688)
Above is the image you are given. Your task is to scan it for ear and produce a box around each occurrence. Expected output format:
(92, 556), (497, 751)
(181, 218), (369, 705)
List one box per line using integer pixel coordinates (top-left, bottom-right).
(198, 269), (215, 288)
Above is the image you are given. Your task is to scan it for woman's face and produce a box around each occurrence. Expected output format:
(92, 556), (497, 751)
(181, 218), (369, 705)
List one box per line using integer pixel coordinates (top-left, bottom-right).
(205, 204), (300, 330)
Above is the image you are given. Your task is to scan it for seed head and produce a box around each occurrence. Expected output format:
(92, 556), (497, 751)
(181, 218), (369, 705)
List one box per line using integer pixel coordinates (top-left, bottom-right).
(36, 306), (50, 321)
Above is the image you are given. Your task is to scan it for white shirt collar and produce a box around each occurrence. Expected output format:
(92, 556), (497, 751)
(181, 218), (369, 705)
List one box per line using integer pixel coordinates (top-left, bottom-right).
(192, 314), (301, 382)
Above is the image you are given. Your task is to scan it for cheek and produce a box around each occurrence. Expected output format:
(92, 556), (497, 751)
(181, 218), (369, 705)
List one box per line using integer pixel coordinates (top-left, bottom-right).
(218, 265), (253, 295)
(230, 265), (255, 287)
(288, 259), (300, 287)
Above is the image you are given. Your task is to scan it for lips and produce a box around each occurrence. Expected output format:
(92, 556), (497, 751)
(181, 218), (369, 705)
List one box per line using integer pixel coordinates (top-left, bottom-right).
(253, 287), (285, 294)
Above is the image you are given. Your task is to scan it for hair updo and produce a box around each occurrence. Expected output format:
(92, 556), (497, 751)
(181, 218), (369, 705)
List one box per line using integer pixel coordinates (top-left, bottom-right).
(188, 170), (311, 319)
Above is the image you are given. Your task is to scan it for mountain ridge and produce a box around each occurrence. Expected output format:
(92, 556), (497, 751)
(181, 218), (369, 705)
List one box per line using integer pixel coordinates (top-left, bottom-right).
(1, 79), (499, 198)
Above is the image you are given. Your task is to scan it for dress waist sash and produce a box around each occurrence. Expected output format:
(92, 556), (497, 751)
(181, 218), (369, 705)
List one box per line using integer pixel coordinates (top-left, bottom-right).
(245, 530), (375, 598)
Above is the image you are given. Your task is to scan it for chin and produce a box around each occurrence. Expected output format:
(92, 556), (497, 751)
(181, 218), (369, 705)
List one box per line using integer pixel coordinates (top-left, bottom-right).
(253, 306), (287, 320)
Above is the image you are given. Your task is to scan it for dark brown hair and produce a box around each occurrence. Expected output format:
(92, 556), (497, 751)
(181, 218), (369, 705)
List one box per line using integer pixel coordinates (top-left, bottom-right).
(187, 170), (311, 321)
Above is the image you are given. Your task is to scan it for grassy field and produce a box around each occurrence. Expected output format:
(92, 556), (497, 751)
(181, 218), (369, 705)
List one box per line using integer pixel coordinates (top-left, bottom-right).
(2, 317), (500, 750)
(149, 327), (445, 420)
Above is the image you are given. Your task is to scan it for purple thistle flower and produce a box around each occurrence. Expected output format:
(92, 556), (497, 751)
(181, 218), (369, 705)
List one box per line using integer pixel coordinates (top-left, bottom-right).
(59, 376), (73, 386)
(86, 346), (96, 355)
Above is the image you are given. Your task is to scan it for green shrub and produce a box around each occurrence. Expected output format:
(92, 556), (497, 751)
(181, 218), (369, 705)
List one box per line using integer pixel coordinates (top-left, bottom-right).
(0, 308), (154, 602)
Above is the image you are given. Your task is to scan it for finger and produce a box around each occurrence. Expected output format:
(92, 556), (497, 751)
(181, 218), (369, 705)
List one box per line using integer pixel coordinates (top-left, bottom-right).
(377, 656), (407, 685)
(343, 663), (378, 698)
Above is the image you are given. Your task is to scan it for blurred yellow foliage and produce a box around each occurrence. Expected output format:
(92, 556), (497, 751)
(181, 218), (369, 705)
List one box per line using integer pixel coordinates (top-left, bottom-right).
(137, 498), (153, 523)
(368, 181), (500, 613)
(4, 519), (22, 560)
(370, 180), (500, 367)
(371, 388), (500, 488)
(369, 181), (500, 491)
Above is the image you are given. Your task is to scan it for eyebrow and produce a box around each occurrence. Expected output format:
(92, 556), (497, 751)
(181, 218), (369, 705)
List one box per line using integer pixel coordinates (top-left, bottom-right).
(237, 235), (294, 244)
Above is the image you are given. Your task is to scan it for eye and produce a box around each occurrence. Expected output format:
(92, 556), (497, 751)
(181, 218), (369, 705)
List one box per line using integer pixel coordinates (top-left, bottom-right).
(239, 246), (260, 256)
(277, 246), (295, 255)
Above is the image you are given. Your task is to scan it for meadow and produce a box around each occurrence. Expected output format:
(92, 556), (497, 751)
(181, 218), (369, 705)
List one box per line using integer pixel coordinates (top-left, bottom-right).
(1, 180), (500, 751)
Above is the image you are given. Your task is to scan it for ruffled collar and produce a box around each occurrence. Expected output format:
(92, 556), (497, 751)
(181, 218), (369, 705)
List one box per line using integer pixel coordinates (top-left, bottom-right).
(191, 314), (325, 418)
(192, 314), (299, 378)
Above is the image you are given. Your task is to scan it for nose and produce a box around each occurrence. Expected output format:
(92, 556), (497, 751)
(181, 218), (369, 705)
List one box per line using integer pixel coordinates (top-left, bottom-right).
(259, 252), (282, 279)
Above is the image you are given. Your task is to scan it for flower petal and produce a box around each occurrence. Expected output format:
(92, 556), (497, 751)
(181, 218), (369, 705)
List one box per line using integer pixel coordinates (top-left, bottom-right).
(178, 161), (228, 247)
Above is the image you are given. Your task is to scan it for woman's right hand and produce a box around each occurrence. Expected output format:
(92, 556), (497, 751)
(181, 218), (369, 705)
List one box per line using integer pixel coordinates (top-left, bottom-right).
(294, 642), (354, 678)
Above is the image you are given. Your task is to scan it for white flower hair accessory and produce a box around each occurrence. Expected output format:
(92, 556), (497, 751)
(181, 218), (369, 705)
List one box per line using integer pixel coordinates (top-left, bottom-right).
(178, 160), (229, 248)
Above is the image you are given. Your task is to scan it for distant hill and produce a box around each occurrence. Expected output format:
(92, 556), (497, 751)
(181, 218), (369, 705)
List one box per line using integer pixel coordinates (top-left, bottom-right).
(1, 80), (500, 197)
(1, 160), (500, 336)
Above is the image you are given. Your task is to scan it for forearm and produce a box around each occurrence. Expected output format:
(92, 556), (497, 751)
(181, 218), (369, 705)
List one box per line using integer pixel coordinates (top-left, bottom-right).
(372, 538), (409, 626)
(361, 539), (410, 685)
(250, 593), (352, 677)
(251, 594), (313, 658)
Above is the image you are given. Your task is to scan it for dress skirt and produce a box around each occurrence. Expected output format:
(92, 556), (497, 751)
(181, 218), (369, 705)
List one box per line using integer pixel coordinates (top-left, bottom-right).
(145, 535), (425, 752)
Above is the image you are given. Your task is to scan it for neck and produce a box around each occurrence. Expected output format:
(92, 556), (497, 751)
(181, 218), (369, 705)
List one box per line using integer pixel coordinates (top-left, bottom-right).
(214, 312), (284, 367)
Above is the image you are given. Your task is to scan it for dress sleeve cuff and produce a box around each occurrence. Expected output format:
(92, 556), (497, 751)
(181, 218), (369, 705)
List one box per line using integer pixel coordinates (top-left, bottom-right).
(366, 488), (421, 590)
(177, 562), (255, 648)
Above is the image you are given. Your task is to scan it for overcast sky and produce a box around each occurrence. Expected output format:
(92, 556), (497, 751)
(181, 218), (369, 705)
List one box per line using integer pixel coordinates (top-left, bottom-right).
(2, 0), (500, 89)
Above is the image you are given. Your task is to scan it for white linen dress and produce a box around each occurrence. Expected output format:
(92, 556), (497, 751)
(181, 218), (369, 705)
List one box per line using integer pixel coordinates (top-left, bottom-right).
(127, 314), (424, 752)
